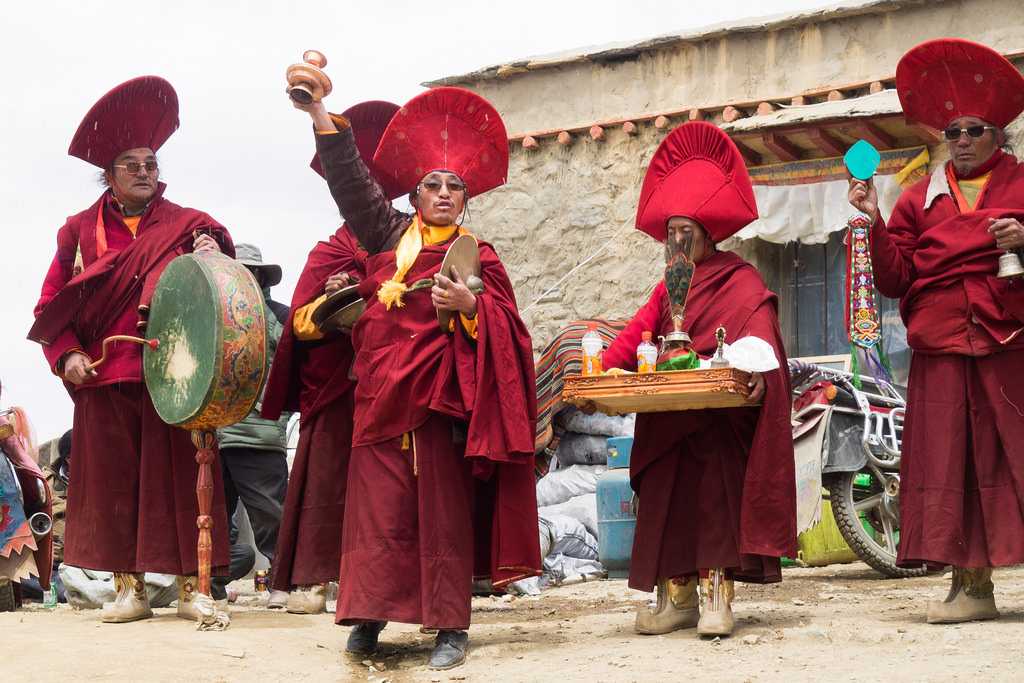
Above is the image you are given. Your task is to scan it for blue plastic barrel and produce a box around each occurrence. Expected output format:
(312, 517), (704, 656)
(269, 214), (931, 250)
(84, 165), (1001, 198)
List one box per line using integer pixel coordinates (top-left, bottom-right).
(597, 436), (636, 578)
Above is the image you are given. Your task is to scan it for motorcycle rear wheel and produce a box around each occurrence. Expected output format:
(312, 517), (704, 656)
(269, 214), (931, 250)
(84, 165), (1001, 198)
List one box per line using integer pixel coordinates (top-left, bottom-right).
(826, 470), (927, 579)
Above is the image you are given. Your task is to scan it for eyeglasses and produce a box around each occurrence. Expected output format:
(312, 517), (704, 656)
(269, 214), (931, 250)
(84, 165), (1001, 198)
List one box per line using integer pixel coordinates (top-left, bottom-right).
(942, 125), (997, 141)
(419, 178), (466, 194)
(113, 160), (159, 175)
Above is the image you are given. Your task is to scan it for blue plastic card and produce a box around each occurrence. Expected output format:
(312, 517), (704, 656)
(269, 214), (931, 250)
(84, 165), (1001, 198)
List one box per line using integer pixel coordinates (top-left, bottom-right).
(844, 139), (881, 180)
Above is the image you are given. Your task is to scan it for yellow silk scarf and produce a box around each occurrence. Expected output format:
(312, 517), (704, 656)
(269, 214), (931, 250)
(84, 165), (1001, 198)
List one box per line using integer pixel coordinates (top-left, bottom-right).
(377, 213), (470, 310)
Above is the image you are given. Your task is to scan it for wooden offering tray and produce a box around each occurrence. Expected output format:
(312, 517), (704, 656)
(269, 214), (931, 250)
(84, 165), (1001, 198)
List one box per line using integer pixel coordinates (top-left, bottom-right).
(562, 367), (757, 415)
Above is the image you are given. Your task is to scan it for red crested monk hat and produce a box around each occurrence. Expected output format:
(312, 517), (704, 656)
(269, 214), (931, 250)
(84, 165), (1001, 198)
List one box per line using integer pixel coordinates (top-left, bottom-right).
(372, 86), (509, 197)
(311, 99), (402, 198)
(896, 38), (1024, 131)
(68, 76), (180, 169)
(635, 121), (758, 243)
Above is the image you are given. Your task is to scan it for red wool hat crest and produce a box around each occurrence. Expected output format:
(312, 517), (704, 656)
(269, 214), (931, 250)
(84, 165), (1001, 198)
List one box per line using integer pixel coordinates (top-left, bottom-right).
(896, 38), (1024, 130)
(636, 121), (758, 243)
(372, 86), (509, 197)
(311, 100), (402, 198)
(68, 76), (180, 169)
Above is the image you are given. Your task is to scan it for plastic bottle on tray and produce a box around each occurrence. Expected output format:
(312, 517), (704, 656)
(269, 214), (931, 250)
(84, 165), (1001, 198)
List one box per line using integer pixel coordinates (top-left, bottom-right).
(636, 331), (657, 374)
(581, 328), (603, 376)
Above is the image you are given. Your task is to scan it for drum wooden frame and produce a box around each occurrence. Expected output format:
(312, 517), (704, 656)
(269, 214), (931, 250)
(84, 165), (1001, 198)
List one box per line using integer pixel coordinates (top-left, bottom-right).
(143, 252), (268, 431)
(562, 367), (758, 415)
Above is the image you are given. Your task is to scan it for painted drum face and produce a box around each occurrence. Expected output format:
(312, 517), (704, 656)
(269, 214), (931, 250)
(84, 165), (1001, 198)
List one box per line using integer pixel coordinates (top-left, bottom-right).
(143, 252), (268, 430)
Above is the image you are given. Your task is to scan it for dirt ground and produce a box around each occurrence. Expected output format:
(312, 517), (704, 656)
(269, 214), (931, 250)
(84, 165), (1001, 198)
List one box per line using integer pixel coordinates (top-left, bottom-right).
(3, 563), (1024, 682)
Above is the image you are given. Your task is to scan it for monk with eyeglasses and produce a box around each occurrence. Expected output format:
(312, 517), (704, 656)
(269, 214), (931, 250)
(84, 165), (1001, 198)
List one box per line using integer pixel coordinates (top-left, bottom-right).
(849, 38), (1024, 624)
(292, 87), (540, 670)
(29, 77), (232, 623)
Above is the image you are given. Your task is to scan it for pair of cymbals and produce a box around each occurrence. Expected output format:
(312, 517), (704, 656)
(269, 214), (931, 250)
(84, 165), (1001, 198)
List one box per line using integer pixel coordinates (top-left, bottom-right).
(311, 235), (483, 334)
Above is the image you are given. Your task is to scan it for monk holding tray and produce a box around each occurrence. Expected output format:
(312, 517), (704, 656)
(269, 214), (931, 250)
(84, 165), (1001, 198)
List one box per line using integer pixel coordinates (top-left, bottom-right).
(600, 122), (796, 639)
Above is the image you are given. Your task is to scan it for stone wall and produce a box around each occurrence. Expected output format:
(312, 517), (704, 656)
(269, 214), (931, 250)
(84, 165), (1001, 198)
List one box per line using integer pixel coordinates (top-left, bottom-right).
(467, 123), (663, 352)
(451, 0), (1024, 136)
(470, 117), (1024, 353)
(457, 1), (1024, 353)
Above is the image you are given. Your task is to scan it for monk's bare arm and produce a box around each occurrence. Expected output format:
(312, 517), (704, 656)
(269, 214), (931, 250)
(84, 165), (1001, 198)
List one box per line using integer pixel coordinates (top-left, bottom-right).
(315, 127), (408, 254)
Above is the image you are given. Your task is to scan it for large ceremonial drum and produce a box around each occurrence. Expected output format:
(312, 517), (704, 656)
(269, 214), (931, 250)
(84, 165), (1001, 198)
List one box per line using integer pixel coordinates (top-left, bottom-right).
(143, 252), (268, 431)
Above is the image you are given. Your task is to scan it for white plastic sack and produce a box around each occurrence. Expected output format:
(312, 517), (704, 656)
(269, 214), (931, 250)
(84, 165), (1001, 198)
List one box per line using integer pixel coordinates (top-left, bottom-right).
(539, 493), (598, 538)
(507, 576), (543, 596)
(540, 513), (598, 560)
(556, 408), (635, 437)
(555, 432), (609, 467)
(543, 554), (605, 584)
(535, 465), (605, 507)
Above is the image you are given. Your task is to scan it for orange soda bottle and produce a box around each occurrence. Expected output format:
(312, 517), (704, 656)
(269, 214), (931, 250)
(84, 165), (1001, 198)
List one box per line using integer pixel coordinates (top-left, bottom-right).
(637, 331), (658, 374)
(581, 328), (603, 376)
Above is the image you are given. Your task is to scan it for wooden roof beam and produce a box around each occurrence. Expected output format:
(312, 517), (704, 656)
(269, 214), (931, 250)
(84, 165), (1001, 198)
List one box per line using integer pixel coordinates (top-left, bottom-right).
(855, 121), (895, 149)
(762, 132), (802, 162)
(734, 140), (763, 166)
(806, 127), (847, 157)
(908, 123), (943, 145)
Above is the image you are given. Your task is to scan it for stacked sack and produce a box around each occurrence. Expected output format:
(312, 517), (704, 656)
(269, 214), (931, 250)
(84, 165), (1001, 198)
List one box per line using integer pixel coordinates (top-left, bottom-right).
(552, 409), (635, 467)
(512, 409), (635, 594)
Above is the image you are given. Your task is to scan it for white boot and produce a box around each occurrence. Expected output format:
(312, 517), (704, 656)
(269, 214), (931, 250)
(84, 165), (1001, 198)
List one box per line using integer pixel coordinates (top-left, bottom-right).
(267, 589), (289, 610)
(176, 576), (200, 621)
(697, 569), (735, 638)
(286, 584), (327, 614)
(100, 573), (153, 623)
(927, 567), (998, 624)
(635, 577), (699, 635)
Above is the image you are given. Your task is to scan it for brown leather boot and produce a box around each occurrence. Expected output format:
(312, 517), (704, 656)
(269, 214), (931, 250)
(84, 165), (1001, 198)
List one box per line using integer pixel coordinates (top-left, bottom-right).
(100, 572), (153, 623)
(927, 567), (998, 624)
(635, 576), (699, 635)
(697, 569), (735, 637)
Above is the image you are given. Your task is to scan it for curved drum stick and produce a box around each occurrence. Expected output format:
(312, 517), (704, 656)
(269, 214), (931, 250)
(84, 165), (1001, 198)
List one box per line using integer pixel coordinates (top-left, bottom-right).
(85, 335), (160, 371)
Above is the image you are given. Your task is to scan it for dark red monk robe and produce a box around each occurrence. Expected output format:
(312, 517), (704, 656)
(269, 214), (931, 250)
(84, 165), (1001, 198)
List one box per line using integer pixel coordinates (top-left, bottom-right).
(868, 151), (1024, 569)
(29, 186), (231, 575)
(604, 251), (796, 590)
(263, 225), (366, 591)
(314, 129), (541, 630)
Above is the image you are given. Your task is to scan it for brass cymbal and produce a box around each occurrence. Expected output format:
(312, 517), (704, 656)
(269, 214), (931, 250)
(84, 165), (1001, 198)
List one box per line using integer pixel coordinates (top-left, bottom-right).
(312, 283), (364, 333)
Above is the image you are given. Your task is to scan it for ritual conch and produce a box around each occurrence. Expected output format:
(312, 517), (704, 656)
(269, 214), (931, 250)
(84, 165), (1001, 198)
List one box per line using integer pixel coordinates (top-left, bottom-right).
(286, 50), (332, 104)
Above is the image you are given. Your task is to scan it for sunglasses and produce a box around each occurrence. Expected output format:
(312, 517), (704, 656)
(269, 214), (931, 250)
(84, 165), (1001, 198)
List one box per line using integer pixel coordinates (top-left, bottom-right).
(942, 125), (997, 141)
(419, 179), (466, 194)
(114, 160), (159, 175)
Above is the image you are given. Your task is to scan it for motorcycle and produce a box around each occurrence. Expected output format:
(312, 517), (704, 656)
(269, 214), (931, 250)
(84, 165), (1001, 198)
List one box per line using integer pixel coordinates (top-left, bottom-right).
(0, 383), (54, 610)
(789, 359), (924, 578)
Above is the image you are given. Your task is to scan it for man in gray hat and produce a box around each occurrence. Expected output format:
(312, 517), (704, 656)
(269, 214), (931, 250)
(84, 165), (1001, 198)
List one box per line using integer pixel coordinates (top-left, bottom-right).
(209, 244), (292, 607)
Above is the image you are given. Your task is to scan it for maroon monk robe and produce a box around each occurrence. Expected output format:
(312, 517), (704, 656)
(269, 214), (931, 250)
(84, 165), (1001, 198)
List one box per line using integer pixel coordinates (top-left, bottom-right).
(263, 224), (366, 591)
(869, 151), (1024, 569)
(29, 187), (231, 575)
(314, 128), (541, 630)
(604, 251), (797, 590)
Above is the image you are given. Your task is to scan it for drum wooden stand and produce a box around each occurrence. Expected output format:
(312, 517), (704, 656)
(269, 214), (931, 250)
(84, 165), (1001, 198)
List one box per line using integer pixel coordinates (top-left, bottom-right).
(141, 251), (269, 630)
(191, 430), (217, 598)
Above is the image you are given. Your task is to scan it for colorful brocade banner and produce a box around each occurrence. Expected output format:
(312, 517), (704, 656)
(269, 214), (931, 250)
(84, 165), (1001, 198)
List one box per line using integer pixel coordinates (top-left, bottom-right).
(842, 147), (929, 385)
(845, 213), (892, 385)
